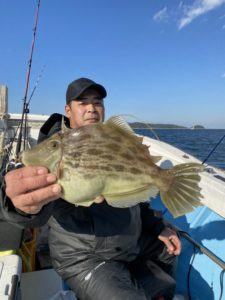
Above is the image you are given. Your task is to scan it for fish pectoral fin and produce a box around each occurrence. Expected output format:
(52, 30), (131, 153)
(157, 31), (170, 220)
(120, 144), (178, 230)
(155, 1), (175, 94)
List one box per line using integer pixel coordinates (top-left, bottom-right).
(104, 186), (159, 208)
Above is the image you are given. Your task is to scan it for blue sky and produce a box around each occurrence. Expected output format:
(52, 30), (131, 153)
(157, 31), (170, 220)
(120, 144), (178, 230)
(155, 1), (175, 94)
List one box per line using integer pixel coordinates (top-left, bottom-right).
(1, 0), (225, 128)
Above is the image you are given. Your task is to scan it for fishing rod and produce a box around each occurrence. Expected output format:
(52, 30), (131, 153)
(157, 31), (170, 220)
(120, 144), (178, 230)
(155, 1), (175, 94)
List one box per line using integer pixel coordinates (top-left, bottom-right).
(0, 64), (45, 176)
(202, 133), (225, 165)
(16, 0), (41, 157)
(23, 64), (45, 150)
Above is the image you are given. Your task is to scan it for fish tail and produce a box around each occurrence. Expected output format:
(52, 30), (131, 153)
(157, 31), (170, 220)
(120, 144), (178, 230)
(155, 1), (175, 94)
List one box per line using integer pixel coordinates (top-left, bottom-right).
(160, 163), (204, 218)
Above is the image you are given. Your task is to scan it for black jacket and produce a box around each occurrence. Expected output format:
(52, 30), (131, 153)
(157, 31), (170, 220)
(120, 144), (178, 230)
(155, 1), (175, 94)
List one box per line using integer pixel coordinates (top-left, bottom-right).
(0, 114), (166, 280)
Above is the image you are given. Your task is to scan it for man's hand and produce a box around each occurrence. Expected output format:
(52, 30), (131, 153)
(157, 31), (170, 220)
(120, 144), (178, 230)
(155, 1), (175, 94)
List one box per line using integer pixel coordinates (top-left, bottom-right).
(5, 166), (61, 214)
(158, 227), (181, 256)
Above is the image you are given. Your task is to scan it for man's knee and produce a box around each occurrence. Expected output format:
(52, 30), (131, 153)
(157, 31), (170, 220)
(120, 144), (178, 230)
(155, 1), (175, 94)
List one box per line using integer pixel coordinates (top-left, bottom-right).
(67, 261), (147, 300)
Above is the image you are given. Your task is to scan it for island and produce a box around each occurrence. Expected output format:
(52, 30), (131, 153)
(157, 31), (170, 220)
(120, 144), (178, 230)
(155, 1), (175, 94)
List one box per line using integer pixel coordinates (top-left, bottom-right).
(190, 125), (205, 129)
(129, 122), (205, 129)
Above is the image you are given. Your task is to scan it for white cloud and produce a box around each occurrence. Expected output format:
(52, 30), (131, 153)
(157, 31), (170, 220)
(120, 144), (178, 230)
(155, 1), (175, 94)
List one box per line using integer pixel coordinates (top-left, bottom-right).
(153, 7), (168, 22)
(178, 0), (225, 29)
(222, 73), (225, 77)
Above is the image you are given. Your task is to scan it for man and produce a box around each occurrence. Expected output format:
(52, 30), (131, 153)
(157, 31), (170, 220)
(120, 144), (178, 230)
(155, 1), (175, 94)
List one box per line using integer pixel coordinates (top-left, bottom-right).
(1, 78), (181, 300)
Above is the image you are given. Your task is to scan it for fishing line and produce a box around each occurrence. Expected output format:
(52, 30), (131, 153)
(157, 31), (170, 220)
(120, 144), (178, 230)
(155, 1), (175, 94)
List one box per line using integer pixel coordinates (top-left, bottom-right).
(116, 114), (160, 140)
(16, 0), (41, 157)
(177, 230), (196, 300)
(219, 269), (225, 300)
(202, 133), (225, 165)
(27, 64), (46, 107)
(187, 244), (197, 300)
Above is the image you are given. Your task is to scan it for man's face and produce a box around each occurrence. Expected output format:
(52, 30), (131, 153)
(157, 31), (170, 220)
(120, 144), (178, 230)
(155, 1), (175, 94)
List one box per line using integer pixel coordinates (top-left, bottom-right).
(65, 88), (105, 129)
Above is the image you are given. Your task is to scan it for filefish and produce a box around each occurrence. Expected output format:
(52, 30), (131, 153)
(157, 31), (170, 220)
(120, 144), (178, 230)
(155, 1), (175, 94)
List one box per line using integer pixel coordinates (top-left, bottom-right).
(20, 116), (204, 217)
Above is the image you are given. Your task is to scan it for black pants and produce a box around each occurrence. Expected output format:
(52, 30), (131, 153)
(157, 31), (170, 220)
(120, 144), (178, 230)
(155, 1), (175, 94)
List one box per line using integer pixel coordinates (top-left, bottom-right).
(67, 237), (176, 300)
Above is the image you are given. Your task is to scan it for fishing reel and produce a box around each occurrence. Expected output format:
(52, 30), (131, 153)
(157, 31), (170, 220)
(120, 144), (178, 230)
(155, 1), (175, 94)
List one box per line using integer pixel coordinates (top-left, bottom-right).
(0, 158), (23, 177)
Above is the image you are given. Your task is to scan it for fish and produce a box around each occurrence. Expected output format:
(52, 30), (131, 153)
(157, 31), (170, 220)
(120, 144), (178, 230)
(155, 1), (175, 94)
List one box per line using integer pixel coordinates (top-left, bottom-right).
(20, 116), (204, 217)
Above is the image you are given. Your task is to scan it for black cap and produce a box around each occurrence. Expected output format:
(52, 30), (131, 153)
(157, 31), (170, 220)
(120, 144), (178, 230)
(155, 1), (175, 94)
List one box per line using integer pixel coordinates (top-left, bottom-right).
(66, 77), (107, 104)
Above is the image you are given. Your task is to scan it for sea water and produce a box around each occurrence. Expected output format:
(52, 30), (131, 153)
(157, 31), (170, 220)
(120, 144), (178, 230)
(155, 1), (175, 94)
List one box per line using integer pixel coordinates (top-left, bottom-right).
(135, 129), (225, 170)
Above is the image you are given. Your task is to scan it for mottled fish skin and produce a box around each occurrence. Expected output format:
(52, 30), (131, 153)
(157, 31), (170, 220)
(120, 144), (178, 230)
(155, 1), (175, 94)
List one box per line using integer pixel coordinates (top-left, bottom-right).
(21, 116), (204, 217)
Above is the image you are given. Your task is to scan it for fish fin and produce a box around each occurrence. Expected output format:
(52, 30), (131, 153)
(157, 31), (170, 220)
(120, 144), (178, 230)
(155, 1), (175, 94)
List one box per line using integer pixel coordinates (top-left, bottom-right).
(160, 163), (204, 218)
(61, 116), (65, 133)
(104, 185), (159, 208)
(106, 116), (137, 138)
(60, 116), (70, 134)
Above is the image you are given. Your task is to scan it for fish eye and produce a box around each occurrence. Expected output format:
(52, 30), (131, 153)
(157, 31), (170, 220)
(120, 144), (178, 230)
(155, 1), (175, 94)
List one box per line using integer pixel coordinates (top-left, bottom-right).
(49, 140), (59, 149)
